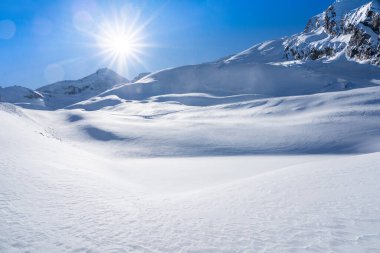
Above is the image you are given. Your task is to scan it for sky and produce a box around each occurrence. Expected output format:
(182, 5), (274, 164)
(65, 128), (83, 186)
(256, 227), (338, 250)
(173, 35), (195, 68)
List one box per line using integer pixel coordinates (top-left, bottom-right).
(0, 0), (334, 88)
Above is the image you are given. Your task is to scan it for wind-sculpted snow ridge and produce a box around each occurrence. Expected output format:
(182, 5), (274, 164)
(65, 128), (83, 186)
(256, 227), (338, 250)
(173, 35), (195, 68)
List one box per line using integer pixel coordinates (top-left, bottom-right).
(20, 85), (380, 157)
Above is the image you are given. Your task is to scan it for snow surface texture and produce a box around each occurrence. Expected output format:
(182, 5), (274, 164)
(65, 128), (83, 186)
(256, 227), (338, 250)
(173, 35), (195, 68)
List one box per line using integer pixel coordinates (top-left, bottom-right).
(1, 94), (380, 252)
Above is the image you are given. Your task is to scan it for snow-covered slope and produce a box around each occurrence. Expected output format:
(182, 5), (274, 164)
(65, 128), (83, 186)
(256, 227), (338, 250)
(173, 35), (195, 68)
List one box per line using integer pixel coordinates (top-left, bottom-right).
(131, 72), (151, 83)
(21, 85), (380, 157)
(37, 68), (128, 109)
(1, 93), (380, 252)
(98, 59), (380, 104)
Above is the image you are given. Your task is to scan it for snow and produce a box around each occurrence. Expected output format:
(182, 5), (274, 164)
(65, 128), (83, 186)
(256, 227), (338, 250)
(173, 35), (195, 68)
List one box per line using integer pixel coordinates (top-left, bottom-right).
(224, 39), (285, 63)
(333, 0), (376, 19)
(131, 72), (151, 83)
(1, 1), (380, 251)
(1, 82), (379, 157)
(345, 2), (372, 25)
(96, 59), (380, 103)
(1, 92), (380, 251)
(149, 93), (267, 106)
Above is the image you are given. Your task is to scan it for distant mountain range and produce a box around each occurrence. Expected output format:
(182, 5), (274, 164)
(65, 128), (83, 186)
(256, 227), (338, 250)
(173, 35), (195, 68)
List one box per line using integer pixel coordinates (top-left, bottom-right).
(0, 68), (127, 109)
(1, 0), (379, 110)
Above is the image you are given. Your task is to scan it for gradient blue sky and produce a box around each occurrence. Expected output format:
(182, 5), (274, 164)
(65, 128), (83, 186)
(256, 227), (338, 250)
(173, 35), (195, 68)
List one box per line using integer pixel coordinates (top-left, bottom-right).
(0, 0), (334, 88)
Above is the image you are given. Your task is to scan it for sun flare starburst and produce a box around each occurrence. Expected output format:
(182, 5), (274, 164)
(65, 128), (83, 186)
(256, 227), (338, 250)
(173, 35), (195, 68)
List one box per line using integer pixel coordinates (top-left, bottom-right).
(94, 12), (150, 74)
(108, 35), (134, 56)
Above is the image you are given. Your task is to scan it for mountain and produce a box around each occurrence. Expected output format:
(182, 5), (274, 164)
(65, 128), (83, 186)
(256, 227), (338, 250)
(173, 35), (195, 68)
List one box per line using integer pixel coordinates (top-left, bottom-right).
(91, 0), (380, 106)
(224, 0), (380, 64)
(37, 68), (128, 109)
(285, 0), (380, 64)
(0, 85), (45, 108)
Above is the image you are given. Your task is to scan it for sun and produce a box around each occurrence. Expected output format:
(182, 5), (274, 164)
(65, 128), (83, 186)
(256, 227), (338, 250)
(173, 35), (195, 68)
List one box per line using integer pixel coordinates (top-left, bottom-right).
(93, 11), (151, 74)
(104, 34), (137, 58)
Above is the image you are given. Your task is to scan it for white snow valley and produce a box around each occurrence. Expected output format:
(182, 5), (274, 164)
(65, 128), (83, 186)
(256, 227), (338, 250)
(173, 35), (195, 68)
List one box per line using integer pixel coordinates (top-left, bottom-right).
(1, 0), (380, 252)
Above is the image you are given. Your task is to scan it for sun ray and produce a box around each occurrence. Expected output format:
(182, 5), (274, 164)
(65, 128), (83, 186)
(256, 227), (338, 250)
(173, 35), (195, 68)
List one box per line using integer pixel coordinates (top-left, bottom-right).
(91, 9), (153, 75)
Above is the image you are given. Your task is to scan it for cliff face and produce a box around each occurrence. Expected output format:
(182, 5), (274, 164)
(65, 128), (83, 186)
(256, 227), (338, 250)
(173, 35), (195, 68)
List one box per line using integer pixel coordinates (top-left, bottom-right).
(285, 1), (380, 65)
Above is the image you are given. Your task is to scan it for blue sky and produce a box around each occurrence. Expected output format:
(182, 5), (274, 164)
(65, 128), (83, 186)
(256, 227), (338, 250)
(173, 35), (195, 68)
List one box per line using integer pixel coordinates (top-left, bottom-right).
(0, 0), (334, 88)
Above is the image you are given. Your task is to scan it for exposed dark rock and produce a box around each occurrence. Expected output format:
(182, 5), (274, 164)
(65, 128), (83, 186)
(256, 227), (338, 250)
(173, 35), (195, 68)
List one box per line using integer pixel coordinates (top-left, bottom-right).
(324, 6), (338, 35)
(65, 85), (90, 95)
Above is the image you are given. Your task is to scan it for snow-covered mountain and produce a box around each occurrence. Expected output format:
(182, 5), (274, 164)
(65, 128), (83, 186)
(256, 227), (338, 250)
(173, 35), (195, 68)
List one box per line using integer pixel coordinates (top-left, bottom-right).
(0, 85), (44, 108)
(89, 0), (380, 106)
(285, 0), (380, 64)
(225, 2), (378, 64)
(222, 0), (380, 65)
(37, 68), (128, 109)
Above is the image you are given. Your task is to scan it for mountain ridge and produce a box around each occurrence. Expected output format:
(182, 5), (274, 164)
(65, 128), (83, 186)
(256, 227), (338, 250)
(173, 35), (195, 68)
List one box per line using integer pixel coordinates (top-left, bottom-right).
(0, 68), (129, 109)
(37, 68), (128, 109)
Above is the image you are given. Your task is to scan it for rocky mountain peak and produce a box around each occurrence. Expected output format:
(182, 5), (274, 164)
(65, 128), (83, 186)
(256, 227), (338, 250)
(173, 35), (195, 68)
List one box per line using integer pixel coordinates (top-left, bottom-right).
(284, 0), (380, 65)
